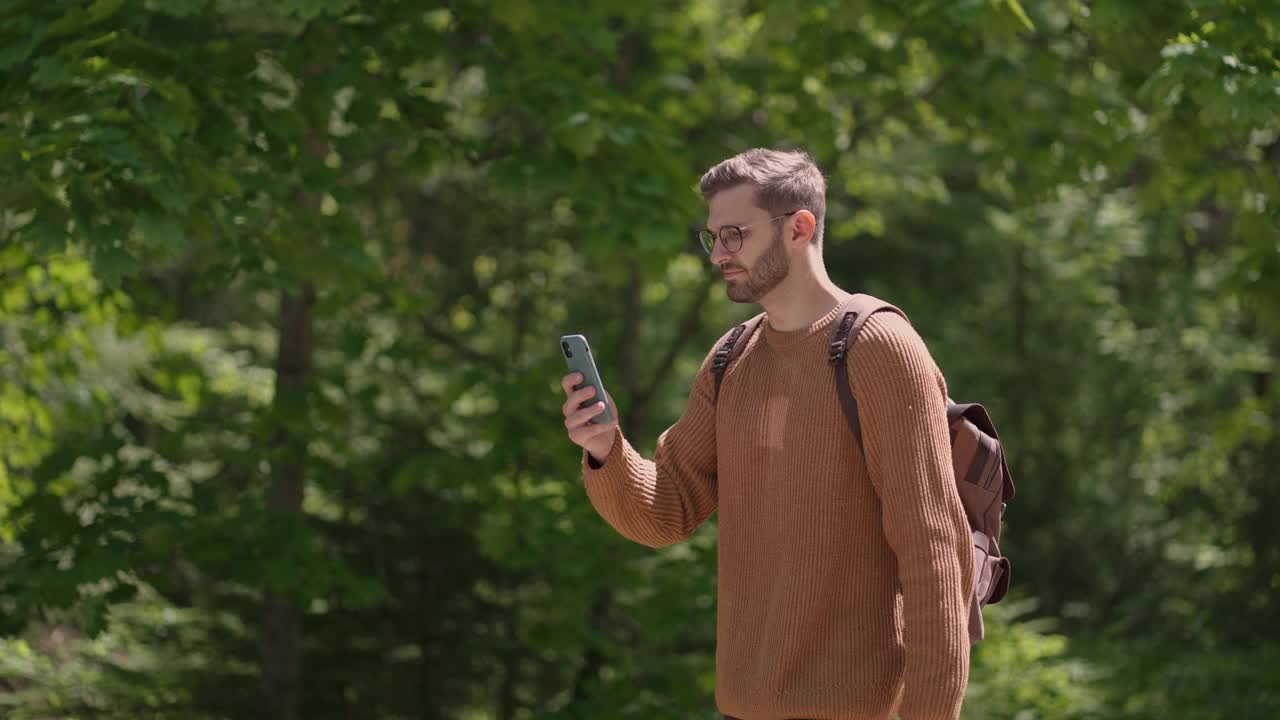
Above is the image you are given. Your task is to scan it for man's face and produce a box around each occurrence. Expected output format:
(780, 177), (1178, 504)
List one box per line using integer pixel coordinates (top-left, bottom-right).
(705, 184), (792, 304)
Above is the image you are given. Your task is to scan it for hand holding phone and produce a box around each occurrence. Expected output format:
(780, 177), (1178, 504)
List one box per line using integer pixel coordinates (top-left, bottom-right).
(560, 334), (617, 462)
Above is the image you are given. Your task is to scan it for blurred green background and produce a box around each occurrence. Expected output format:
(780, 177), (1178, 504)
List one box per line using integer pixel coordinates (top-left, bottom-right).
(1, 0), (1278, 718)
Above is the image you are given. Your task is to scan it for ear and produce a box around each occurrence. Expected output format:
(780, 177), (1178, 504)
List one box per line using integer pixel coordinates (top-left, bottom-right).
(791, 210), (817, 245)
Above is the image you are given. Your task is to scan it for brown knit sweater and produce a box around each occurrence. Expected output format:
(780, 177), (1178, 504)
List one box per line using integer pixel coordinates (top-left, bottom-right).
(581, 295), (974, 720)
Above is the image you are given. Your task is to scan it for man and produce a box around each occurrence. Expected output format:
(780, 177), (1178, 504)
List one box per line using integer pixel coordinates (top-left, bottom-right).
(559, 148), (973, 720)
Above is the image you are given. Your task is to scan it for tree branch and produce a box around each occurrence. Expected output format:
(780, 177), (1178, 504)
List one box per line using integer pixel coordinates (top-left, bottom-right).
(421, 319), (504, 372)
(620, 264), (643, 420)
(630, 273), (718, 436)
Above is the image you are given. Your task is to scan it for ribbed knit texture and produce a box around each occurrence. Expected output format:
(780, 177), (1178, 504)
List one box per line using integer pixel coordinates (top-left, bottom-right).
(581, 294), (974, 720)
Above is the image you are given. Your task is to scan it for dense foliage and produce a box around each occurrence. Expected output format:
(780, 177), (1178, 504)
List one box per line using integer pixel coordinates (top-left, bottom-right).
(1, 0), (1277, 717)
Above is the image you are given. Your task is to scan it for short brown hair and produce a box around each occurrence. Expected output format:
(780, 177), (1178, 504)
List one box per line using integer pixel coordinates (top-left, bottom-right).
(699, 148), (827, 246)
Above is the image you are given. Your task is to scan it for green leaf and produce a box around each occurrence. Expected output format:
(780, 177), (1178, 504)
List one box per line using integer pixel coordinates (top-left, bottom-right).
(145, 99), (193, 137)
(30, 56), (72, 89)
(105, 582), (139, 603)
(0, 34), (38, 69)
(77, 595), (111, 637)
(556, 115), (604, 159)
(491, 0), (539, 31)
(280, 0), (353, 21)
(95, 139), (145, 168)
(142, 174), (190, 211)
(1003, 0), (1035, 31)
(136, 212), (184, 249)
(155, 0), (209, 17)
(92, 243), (137, 285)
(25, 220), (68, 256)
(31, 448), (78, 484)
(45, 0), (125, 40)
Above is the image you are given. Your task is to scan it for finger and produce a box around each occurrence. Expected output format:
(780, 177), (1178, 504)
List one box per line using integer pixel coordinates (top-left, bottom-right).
(561, 385), (598, 416)
(572, 385), (599, 406)
(594, 389), (614, 417)
(570, 422), (614, 445)
(565, 401), (606, 428)
(563, 401), (606, 429)
(570, 418), (616, 444)
(561, 373), (583, 393)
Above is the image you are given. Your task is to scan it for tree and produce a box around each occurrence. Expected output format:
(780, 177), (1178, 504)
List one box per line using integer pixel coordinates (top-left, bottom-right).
(1, 0), (1277, 717)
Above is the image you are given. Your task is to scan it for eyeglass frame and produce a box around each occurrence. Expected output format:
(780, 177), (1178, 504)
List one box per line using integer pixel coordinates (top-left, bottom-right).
(697, 210), (802, 256)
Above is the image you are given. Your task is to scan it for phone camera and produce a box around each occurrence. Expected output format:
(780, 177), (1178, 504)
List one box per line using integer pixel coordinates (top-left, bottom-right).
(562, 341), (573, 358)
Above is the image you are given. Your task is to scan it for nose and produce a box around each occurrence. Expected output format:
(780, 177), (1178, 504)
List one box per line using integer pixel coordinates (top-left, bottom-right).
(708, 238), (732, 268)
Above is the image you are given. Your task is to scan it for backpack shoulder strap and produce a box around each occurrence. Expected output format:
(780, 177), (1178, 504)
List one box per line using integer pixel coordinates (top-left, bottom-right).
(712, 311), (766, 403)
(828, 294), (909, 446)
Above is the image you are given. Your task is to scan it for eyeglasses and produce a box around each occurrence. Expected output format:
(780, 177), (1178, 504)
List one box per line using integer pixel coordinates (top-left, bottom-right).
(698, 211), (801, 256)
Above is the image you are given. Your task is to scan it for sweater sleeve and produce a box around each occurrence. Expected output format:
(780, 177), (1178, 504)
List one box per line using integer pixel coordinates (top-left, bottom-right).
(580, 342), (720, 548)
(848, 312), (973, 720)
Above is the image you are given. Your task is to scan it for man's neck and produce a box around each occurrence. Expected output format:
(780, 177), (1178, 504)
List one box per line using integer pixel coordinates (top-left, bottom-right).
(760, 280), (853, 332)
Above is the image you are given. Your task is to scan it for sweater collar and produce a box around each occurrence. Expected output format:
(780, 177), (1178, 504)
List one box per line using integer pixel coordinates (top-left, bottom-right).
(760, 294), (856, 350)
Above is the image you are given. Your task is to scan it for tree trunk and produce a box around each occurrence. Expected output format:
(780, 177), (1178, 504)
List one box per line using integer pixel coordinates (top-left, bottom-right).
(621, 263), (643, 414)
(259, 282), (316, 720)
(1010, 240), (1028, 438)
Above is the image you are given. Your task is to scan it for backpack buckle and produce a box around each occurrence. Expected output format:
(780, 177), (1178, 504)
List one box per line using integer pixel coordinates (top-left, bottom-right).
(713, 325), (746, 376)
(712, 348), (731, 373)
(827, 311), (858, 366)
(827, 339), (846, 365)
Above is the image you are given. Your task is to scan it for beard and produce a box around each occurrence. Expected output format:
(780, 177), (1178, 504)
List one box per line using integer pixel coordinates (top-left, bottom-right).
(726, 225), (790, 303)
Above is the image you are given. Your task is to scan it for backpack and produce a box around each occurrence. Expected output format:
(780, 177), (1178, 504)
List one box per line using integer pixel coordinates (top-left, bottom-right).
(709, 294), (1016, 643)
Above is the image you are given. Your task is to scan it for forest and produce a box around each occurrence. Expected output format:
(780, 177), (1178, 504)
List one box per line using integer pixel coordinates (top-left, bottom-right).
(1, 0), (1278, 718)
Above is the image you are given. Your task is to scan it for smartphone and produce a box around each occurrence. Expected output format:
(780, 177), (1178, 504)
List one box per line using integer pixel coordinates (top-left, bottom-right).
(560, 334), (614, 425)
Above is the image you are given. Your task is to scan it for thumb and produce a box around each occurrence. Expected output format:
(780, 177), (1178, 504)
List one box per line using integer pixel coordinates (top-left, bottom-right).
(602, 389), (619, 423)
